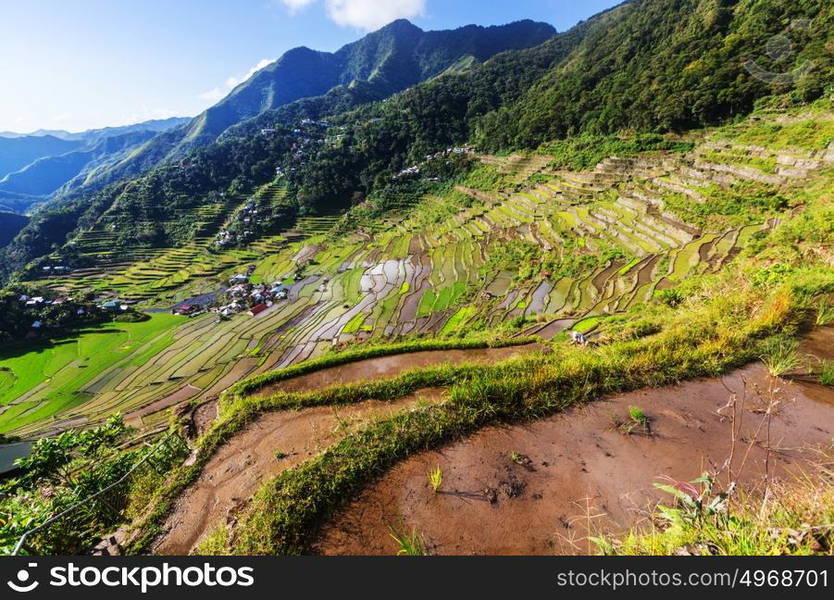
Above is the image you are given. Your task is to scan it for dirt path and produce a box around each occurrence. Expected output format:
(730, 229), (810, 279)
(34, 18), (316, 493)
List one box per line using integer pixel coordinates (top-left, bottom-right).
(154, 343), (542, 555)
(316, 328), (834, 555)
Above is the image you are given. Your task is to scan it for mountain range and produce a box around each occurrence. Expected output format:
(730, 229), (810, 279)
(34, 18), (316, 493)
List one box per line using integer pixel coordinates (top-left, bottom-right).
(65, 19), (557, 189)
(0, 18), (557, 266)
(0, 117), (189, 213)
(1, 0), (832, 281)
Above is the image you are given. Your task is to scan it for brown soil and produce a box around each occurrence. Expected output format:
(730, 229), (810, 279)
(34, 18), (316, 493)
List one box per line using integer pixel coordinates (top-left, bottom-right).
(177, 345), (538, 438)
(190, 400), (219, 438)
(125, 385), (200, 427)
(154, 388), (446, 555)
(254, 344), (542, 398)
(315, 329), (834, 556)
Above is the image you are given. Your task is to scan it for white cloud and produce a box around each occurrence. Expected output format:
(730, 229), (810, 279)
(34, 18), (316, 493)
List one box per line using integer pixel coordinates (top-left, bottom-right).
(199, 87), (226, 103)
(325, 0), (425, 30)
(279, 0), (426, 30)
(199, 58), (276, 104)
(281, 0), (316, 13)
(226, 58), (275, 88)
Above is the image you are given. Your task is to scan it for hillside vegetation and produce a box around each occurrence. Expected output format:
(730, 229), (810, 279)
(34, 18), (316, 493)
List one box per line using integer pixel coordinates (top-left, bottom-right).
(2, 0), (834, 557)
(3, 0), (832, 283)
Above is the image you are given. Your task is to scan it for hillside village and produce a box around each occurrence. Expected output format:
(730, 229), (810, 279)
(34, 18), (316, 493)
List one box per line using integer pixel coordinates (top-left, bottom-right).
(1, 0), (833, 561)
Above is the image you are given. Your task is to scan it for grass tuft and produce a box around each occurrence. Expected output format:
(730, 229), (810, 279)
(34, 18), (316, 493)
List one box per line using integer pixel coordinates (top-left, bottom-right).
(389, 523), (427, 556)
(760, 337), (802, 377)
(427, 466), (443, 493)
(817, 298), (834, 327)
(820, 361), (834, 387)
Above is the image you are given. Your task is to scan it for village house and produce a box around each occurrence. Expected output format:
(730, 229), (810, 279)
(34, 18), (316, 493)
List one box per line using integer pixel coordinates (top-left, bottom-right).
(248, 303), (270, 317)
(100, 300), (125, 312)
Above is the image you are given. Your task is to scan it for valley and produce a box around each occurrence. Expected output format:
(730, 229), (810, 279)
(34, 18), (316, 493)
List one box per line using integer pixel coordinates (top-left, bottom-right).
(6, 117), (831, 438)
(2, 0), (834, 559)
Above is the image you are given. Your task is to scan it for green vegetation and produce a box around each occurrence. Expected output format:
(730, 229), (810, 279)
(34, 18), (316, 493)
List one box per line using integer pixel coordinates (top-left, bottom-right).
(479, 0), (834, 149)
(427, 466), (443, 493)
(224, 337), (538, 403)
(341, 312), (367, 335)
(0, 416), (186, 555)
(727, 119), (834, 152)
(598, 470), (834, 555)
(759, 337), (801, 377)
(0, 313), (182, 433)
(819, 361), (834, 387)
(1, 0), (834, 559)
(817, 298), (834, 326)
(540, 134), (693, 171)
(388, 523), (427, 556)
(661, 181), (792, 230)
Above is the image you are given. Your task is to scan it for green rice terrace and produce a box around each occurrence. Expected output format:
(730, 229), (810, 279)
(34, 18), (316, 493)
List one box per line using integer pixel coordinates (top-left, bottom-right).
(3, 103), (834, 556)
(4, 107), (832, 440)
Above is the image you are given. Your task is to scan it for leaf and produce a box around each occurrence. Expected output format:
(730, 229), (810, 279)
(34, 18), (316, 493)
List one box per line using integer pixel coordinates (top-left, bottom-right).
(654, 482), (695, 504)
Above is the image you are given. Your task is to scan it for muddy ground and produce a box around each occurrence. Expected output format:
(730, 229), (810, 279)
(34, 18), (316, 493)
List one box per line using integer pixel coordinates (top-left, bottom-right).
(254, 344), (544, 397)
(155, 389), (446, 555)
(315, 328), (834, 555)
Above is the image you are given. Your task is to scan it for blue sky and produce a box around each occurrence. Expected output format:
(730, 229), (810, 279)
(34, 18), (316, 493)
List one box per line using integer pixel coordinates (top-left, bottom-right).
(0, 0), (620, 133)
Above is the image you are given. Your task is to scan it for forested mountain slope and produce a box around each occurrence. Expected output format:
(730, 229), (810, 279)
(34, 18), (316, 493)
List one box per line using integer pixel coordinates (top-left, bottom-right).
(475, 0), (834, 148)
(2, 0), (832, 285)
(64, 19), (557, 195)
(177, 19), (557, 152)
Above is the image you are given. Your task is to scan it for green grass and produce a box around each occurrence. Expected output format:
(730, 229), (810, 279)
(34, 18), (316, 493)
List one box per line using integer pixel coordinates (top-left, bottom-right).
(701, 150), (777, 174)
(427, 466), (442, 493)
(817, 298), (834, 326)
(599, 468), (834, 556)
(222, 336), (539, 404)
(440, 306), (477, 335)
(759, 337), (802, 377)
(0, 314), (183, 433)
(341, 312), (367, 335)
(819, 361), (834, 387)
(573, 315), (604, 334)
(727, 118), (834, 152)
(388, 524), (426, 556)
(619, 405), (651, 435)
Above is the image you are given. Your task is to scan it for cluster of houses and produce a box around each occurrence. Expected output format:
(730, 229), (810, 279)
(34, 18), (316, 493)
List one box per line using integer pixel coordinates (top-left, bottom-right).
(260, 119), (331, 138)
(17, 293), (128, 331)
(212, 273), (290, 319)
(394, 147), (475, 180)
(40, 265), (72, 275)
(215, 198), (264, 248)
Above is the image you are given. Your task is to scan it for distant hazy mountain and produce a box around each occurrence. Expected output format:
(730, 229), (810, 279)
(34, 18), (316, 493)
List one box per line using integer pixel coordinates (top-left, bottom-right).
(0, 117), (189, 143)
(0, 130), (159, 198)
(0, 135), (84, 180)
(0, 118), (189, 214)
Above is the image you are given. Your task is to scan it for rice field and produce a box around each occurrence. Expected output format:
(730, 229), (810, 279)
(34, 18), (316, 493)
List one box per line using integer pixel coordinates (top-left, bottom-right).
(7, 118), (830, 437)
